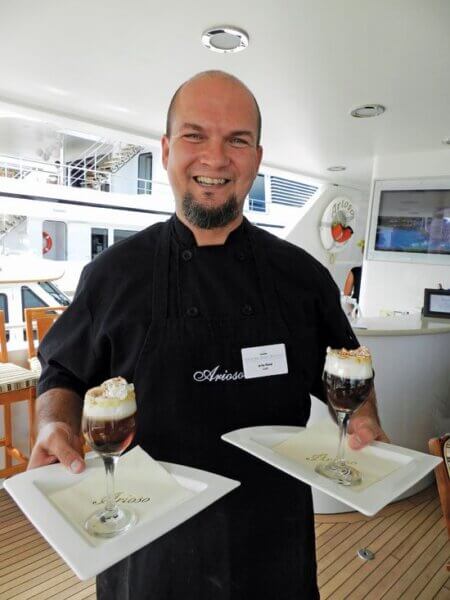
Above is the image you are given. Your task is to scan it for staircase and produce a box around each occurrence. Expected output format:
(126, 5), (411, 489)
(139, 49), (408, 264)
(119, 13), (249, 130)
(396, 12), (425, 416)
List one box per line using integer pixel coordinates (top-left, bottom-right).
(68, 142), (144, 189)
(98, 143), (143, 173)
(0, 215), (27, 239)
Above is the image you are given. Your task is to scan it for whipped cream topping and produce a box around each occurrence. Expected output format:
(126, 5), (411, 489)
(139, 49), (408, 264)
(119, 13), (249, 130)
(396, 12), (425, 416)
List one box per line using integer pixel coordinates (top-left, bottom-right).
(84, 376), (136, 420)
(324, 347), (373, 380)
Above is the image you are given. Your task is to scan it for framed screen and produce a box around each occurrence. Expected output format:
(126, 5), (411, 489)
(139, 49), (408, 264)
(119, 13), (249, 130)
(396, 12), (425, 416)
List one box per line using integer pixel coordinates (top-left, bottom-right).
(423, 289), (450, 319)
(367, 179), (450, 265)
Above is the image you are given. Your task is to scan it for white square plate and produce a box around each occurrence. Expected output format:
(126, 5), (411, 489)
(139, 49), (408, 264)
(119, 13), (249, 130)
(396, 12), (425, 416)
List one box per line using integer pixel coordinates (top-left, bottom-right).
(221, 425), (441, 516)
(4, 457), (240, 580)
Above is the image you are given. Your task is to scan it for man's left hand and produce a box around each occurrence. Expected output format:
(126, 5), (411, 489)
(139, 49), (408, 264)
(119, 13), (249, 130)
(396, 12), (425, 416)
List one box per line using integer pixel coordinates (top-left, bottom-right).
(347, 415), (390, 450)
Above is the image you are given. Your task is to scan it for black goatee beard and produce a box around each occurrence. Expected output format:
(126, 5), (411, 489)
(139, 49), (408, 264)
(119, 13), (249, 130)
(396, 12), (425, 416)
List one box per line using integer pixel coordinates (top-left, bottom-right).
(182, 192), (240, 230)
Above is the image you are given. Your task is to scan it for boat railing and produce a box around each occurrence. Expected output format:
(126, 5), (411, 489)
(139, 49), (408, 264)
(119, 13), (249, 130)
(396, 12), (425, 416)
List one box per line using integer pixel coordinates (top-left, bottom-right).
(0, 154), (170, 197)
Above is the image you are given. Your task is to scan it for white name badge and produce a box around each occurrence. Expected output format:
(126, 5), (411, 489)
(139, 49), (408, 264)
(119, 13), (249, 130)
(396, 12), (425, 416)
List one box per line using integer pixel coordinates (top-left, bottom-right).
(241, 343), (288, 379)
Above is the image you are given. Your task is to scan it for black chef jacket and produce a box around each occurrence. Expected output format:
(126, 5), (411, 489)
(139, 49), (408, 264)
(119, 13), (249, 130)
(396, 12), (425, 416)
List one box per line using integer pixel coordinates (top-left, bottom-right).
(38, 215), (357, 401)
(38, 215), (359, 600)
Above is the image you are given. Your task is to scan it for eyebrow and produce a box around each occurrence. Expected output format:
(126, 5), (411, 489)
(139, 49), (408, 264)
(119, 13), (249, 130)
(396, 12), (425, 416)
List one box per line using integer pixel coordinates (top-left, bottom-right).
(180, 123), (256, 141)
(229, 130), (255, 140)
(180, 123), (204, 131)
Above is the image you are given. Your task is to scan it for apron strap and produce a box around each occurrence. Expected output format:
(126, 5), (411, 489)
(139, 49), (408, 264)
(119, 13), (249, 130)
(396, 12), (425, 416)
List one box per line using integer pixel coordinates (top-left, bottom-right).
(244, 219), (279, 314)
(151, 220), (171, 319)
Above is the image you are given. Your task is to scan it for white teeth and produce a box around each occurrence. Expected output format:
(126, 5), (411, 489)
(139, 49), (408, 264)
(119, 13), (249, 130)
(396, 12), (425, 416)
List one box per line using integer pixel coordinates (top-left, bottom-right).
(195, 176), (227, 185)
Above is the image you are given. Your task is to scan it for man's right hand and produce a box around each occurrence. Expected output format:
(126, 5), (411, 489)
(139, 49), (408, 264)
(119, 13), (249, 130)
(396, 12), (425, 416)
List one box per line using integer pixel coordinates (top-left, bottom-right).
(28, 422), (86, 473)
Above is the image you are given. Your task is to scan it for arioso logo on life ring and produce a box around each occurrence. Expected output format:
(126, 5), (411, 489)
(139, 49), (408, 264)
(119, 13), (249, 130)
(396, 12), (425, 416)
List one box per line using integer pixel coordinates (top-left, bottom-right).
(320, 197), (357, 253)
(42, 231), (53, 254)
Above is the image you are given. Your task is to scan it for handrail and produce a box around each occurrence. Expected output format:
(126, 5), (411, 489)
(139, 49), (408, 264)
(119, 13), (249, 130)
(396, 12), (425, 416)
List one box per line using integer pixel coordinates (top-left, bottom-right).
(0, 153), (167, 195)
(73, 140), (112, 163)
(68, 141), (143, 178)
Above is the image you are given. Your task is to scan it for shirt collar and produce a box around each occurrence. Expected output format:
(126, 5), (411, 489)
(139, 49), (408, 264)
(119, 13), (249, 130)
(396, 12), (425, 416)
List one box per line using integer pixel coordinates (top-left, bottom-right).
(171, 213), (248, 248)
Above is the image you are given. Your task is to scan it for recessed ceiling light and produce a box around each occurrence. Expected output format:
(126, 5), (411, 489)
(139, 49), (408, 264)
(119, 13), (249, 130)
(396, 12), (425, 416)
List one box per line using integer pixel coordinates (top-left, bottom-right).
(201, 26), (249, 53)
(351, 104), (386, 118)
(327, 166), (346, 172)
(442, 137), (450, 145)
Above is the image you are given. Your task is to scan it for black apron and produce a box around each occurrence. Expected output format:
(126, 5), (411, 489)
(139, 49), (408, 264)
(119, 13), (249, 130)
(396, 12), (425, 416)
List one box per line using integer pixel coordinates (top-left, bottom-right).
(97, 219), (320, 600)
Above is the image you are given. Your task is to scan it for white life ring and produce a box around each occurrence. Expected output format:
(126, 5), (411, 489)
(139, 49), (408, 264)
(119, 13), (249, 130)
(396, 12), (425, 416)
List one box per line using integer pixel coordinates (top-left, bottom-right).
(319, 196), (357, 253)
(42, 231), (53, 254)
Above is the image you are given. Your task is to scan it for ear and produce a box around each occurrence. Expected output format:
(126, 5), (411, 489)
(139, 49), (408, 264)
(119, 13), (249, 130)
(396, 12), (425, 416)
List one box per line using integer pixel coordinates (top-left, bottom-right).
(161, 135), (170, 170)
(256, 145), (263, 171)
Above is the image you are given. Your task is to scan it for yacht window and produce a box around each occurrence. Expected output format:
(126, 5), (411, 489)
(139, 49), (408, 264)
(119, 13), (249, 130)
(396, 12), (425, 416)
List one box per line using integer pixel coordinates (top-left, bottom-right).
(114, 229), (135, 244)
(91, 228), (108, 259)
(21, 286), (47, 320)
(0, 293), (9, 322)
(43, 220), (67, 260)
(39, 282), (70, 306)
(137, 152), (153, 194)
(248, 174), (266, 212)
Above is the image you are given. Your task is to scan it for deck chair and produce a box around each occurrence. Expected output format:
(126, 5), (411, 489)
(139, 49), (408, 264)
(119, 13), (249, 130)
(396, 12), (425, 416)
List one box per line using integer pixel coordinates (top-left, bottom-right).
(0, 309), (7, 364)
(0, 310), (38, 478)
(429, 435), (450, 571)
(24, 306), (90, 455)
(25, 306), (67, 373)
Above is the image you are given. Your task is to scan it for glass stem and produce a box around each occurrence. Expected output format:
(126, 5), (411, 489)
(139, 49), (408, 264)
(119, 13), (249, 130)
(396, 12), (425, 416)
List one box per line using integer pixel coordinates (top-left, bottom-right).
(336, 411), (350, 463)
(103, 455), (118, 514)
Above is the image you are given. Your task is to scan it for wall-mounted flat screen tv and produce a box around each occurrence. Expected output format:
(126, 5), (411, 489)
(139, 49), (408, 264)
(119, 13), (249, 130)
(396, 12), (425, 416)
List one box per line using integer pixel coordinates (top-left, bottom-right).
(368, 179), (450, 265)
(376, 190), (450, 254)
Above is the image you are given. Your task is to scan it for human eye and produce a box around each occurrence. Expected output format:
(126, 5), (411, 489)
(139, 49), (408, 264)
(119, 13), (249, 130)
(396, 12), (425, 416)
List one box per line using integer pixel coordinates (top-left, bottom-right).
(229, 136), (250, 147)
(183, 132), (203, 141)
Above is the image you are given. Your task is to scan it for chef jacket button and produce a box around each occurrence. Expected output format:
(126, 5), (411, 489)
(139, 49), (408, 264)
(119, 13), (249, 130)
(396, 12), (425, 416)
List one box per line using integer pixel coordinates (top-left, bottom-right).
(186, 306), (199, 318)
(235, 251), (246, 261)
(182, 249), (193, 262)
(241, 304), (253, 316)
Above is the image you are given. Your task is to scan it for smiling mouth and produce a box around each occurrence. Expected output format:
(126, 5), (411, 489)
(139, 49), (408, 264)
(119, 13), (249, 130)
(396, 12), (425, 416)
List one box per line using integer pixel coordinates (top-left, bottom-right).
(193, 176), (230, 186)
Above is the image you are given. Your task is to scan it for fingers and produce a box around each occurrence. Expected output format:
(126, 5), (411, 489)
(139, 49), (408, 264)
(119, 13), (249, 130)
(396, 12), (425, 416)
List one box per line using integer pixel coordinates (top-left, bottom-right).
(347, 425), (374, 450)
(27, 422), (86, 473)
(347, 416), (390, 450)
(51, 433), (85, 473)
(27, 446), (60, 469)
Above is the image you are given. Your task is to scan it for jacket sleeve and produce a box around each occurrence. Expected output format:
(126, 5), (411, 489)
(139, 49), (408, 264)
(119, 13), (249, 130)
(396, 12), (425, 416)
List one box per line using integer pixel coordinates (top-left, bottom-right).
(37, 267), (109, 398)
(310, 268), (360, 403)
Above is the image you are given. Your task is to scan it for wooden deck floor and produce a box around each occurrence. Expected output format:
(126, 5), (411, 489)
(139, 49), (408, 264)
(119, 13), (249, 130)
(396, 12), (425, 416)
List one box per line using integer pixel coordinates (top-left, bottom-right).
(0, 486), (449, 599)
(315, 485), (450, 599)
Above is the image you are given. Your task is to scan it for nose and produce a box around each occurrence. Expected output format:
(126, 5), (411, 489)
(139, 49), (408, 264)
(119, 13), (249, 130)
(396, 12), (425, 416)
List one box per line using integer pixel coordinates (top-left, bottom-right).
(199, 138), (230, 169)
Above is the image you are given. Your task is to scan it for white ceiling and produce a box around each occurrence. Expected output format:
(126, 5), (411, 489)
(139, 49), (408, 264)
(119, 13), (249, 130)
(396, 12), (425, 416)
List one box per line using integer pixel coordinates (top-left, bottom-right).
(1, 0), (450, 188)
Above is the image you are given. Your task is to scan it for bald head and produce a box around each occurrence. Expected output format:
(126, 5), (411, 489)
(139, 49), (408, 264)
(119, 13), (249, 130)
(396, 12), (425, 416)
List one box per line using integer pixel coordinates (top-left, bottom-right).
(165, 70), (262, 146)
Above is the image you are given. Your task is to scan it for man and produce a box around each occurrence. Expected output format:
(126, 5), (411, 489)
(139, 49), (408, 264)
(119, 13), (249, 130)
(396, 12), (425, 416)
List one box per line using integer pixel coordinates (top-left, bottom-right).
(29, 70), (387, 599)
